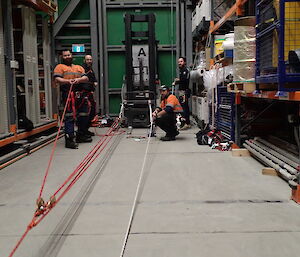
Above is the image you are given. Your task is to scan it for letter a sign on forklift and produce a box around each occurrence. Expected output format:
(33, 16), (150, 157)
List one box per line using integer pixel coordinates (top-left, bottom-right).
(132, 45), (149, 85)
(123, 13), (158, 128)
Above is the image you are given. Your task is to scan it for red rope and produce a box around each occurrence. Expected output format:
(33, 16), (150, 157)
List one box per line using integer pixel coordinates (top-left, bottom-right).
(38, 83), (74, 199)
(8, 95), (123, 256)
(8, 227), (30, 257)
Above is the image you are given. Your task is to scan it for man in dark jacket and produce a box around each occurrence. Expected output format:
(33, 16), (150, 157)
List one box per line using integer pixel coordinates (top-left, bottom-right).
(82, 55), (98, 136)
(173, 57), (191, 130)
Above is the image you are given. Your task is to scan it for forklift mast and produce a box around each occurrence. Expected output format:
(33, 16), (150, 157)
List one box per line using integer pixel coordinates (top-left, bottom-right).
(123, 13), (158, 127)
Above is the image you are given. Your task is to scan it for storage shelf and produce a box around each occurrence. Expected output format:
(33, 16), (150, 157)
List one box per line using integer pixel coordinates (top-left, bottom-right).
(255, 0), (300, 92)
(244, 91), (300, 101)
(209, 0), (249, 34)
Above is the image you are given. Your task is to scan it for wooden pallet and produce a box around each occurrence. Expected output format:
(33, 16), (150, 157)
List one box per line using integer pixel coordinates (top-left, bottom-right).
(227, 82), (256, 93)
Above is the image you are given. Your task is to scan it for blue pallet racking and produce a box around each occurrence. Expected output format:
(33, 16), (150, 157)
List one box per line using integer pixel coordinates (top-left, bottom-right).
(216, 84), (235, 140)
(256, 0), (300, 92)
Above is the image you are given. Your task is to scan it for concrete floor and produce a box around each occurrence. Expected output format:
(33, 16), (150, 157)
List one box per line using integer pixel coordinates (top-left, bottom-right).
(1, 126), (300, 257)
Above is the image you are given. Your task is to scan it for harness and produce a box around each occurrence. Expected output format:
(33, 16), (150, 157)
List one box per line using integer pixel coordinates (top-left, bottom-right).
(66, 89), (93, 120)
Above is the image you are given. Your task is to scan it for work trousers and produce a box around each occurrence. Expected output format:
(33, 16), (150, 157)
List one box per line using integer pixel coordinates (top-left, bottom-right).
(88, 92), (96, 126)
(75, 92), (90, 136)
(61, 90), (90, 137)
(179, 90), (191, 125)
(155, 112), (177, 137)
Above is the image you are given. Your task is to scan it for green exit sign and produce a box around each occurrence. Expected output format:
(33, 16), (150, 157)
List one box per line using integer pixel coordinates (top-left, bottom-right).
(72, 44), (85, 53)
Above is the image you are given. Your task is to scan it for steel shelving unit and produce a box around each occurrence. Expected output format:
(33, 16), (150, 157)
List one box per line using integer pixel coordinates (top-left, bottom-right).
(256, 0), (300, 92)
(0, 0), (57, 148)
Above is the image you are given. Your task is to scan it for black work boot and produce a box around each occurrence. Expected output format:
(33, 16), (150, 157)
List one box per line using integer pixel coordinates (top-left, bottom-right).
(76, 133), (93, 143)
(65, 134), (78, 149)
(85, 130), (95, 136)
(160, 136), (176, 141)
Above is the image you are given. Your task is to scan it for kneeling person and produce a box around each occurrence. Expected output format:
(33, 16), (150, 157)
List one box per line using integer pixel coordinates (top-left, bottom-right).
(152, 85), (183, 141)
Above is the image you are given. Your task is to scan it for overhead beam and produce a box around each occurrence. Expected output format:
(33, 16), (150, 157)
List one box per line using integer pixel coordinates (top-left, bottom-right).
(53, 0), (81, 37)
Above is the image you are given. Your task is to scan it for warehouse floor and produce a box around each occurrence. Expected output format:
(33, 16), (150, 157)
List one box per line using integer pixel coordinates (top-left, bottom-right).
(1, 126), (300, 257)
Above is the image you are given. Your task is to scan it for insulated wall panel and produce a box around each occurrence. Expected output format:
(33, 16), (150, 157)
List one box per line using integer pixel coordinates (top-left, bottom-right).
(108, 52), (125, 89)
(107, 8), (176, 45)
(109, 95), (122, 115)
(106, 7), (176, 113)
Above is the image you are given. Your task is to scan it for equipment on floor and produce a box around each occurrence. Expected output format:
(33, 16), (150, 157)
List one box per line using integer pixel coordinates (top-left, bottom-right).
(122, 13), (159, 127)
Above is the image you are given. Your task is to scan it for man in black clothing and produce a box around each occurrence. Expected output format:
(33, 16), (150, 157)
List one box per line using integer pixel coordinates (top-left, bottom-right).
(82, 55), (98, 136)
(173, 57), (191, 130)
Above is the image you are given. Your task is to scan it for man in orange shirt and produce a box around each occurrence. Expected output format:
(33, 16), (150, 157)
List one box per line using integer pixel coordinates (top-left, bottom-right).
(152, 85), (183, 141)
(53, 49), (90, 149)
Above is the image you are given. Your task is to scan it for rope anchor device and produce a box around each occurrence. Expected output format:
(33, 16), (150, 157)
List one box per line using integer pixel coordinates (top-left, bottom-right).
(35, 196), (57, 217)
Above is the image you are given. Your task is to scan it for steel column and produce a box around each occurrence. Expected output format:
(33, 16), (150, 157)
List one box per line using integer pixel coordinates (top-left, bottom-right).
(97, 0), (105, 114)
(103, 0), (109, 113)
(90, 0), (101, 114)
(176, 0), (180, 77)
(0, 2), (8, 134)
(180, 0), (185, 57)
(185, 1), (193, 65)
(2, 0), (17, 130)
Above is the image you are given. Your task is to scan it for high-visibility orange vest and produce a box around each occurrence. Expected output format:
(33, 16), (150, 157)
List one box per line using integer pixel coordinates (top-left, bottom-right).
(53, 64), (85, 80)
(160, 94), (183, 113)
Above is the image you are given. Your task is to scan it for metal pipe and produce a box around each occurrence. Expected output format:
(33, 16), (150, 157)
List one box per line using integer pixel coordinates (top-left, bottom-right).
(251, 140), (299, 172)
(256, 137), (300, 167)
(246, 140), (298, 175)
(243, 143), (296, 181)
